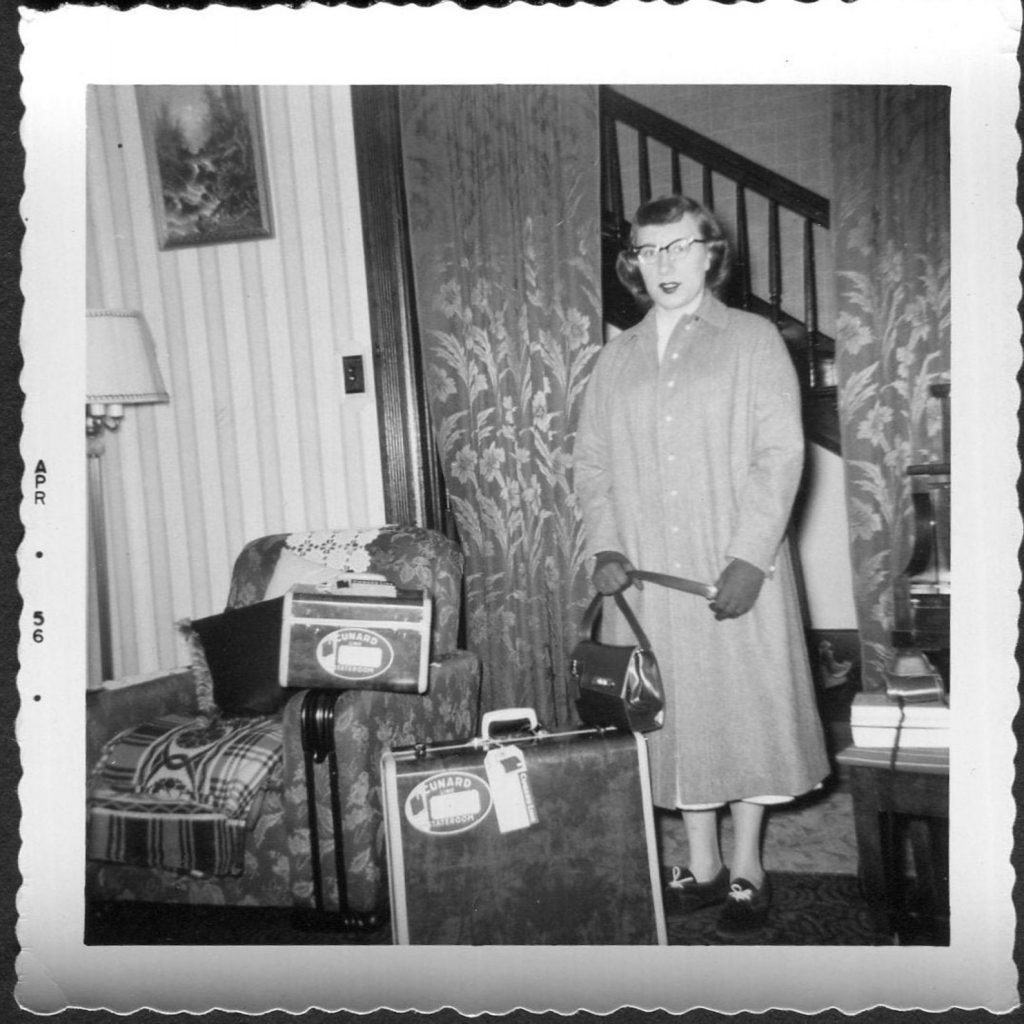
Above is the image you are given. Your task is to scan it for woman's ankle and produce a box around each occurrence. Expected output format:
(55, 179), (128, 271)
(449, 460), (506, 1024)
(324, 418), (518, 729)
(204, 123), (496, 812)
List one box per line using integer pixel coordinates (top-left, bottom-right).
(688, 858), (724, 883)
(729, 862), (765, 887)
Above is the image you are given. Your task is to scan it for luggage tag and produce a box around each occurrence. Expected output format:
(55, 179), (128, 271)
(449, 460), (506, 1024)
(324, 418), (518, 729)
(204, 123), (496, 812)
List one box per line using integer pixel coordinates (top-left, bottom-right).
(483, 745), (539, 834)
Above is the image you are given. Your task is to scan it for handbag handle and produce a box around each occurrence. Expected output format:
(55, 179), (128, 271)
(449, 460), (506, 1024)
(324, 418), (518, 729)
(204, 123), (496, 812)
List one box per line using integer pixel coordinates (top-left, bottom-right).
(579, 570), (717, 646)
(579, 590), (651, 649)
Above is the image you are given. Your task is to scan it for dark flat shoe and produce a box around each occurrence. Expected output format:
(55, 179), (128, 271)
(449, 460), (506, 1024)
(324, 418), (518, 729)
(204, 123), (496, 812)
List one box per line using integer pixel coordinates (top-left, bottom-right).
(715, 875), (772, 939)
(665, 864), (730, 911)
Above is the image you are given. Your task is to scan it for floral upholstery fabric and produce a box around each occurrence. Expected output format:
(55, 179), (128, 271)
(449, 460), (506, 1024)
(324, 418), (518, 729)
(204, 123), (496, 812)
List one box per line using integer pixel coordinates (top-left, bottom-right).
(87, 524), (480, 908)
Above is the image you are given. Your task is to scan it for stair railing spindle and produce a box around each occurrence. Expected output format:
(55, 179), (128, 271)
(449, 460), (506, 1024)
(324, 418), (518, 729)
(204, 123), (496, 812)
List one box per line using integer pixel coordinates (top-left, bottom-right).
(768, 199), (782, 326)
(803, 218), (820, 389)
(638, 132), (652, 204)
(671, 150), (683, 195)
(735, 183), (751, 310)
(702, 165), (714, 210)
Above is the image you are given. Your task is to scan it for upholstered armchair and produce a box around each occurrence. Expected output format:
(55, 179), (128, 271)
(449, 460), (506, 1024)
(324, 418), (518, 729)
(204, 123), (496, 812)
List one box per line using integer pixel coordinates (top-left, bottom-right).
(86, 525), (481, 916)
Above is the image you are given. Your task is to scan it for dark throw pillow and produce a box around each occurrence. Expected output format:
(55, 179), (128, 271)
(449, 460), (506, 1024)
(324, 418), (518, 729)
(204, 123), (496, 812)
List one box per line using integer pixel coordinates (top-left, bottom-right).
(188, 597), (286, 716)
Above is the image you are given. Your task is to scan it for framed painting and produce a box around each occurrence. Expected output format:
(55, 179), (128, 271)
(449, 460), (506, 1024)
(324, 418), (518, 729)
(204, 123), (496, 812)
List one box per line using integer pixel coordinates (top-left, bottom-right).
(136, 85), (274, 250)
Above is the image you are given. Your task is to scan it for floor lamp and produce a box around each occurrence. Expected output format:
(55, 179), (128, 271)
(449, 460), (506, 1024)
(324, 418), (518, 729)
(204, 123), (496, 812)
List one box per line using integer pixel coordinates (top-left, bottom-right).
(87, 309), (169, 683)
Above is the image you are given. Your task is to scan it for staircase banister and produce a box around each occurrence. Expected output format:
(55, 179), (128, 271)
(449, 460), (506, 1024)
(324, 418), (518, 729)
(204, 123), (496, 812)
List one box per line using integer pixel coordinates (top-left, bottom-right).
(600, 86), (830, 228)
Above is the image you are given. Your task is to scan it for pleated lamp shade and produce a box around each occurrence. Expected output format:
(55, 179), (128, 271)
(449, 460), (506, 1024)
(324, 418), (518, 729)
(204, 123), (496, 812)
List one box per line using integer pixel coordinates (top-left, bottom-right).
(86, 309), (169, 406)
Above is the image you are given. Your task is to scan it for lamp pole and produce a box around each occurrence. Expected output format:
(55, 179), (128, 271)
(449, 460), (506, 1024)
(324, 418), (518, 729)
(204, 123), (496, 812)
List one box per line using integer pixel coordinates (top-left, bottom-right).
(86, 310), (169, 684)
(86, 418), (114, 683)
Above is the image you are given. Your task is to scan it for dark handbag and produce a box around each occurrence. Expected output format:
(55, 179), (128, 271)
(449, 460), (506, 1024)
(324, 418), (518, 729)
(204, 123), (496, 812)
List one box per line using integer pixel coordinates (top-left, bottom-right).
(571, 590), (664, 733)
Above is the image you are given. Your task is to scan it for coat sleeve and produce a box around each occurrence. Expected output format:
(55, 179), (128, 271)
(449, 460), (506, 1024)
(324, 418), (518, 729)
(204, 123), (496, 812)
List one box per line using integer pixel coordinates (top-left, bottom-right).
(725, 328), (805, 574)
(573, 351), (622, 559)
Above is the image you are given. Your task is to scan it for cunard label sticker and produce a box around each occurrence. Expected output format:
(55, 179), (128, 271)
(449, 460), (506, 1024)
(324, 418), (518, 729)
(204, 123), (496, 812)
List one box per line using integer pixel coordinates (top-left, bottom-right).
(404, 770), (492, 836)
(484, 745), (539, 834)
(316, 627), (394, 681)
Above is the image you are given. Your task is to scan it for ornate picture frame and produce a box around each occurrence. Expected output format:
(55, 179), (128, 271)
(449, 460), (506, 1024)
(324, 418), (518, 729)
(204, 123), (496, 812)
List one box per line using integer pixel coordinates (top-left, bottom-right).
(136, 85), (274, 250)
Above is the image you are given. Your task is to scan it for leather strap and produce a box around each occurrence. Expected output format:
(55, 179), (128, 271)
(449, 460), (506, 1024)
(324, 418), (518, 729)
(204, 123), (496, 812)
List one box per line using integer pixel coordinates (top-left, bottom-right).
(629, 570), (717, 601)
(579, 590), (651, 647)
(579, 570), (716, 645)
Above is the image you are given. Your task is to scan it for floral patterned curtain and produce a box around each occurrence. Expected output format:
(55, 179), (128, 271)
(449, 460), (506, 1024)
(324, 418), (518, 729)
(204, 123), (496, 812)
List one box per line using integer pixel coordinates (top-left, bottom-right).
(832, 86), (951, 693)
(400, 85), (603, 724)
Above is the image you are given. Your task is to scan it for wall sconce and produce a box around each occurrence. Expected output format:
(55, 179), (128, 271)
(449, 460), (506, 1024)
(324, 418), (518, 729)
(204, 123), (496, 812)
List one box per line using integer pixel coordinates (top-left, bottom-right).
(86, 309), (170, 681)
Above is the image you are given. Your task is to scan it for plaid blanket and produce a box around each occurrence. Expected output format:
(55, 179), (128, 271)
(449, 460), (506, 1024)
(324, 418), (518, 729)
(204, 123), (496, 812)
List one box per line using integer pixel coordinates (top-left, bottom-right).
(88, 713), (283, 876)
(91, 713), (283, 819)
(87, 794), (248, 876)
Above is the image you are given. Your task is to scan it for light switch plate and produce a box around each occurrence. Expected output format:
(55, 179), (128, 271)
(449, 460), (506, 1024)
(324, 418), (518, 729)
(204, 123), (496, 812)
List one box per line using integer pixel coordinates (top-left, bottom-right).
(342, 355), (365, 394)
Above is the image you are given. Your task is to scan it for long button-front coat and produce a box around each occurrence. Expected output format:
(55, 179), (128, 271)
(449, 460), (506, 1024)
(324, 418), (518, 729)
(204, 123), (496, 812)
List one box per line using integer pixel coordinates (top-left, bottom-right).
(574, 293), (829, 807)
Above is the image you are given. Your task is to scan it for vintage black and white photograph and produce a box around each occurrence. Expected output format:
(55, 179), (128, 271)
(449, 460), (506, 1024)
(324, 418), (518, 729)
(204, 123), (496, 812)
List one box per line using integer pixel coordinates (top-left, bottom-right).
(83, 79), (951, 951)
(16, 2), (1019, 1018)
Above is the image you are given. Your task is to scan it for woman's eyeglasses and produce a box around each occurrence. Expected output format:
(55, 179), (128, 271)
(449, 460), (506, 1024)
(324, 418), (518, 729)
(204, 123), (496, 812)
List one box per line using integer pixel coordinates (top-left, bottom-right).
(628, 236), (707, 265)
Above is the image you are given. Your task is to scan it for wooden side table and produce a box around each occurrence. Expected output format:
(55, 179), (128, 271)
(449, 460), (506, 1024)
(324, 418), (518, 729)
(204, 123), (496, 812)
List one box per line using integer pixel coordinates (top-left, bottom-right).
(835, 744), (949, 943)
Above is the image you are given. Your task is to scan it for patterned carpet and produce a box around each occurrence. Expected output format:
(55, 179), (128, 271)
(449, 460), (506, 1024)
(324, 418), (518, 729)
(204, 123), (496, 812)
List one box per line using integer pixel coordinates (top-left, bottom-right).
(86, 868), (882, 946)
(86, 868), (880, 946)
(665, 870), (879, 945)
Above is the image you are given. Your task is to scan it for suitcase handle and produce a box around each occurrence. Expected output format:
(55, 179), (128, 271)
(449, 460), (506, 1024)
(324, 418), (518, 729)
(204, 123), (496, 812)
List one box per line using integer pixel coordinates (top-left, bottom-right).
(480, 707), (539, 740)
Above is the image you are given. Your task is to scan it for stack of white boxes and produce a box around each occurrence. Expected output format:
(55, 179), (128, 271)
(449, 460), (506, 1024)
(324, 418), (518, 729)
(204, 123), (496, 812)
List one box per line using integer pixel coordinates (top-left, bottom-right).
(850, 692), (950, 749)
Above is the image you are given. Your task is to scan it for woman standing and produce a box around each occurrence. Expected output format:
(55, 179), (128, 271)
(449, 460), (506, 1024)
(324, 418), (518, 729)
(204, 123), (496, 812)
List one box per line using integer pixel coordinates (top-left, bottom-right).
(574, 195), (829, 939)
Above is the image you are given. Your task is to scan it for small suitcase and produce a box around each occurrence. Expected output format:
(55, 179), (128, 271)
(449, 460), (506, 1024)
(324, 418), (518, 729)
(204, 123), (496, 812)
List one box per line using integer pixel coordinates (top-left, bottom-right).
(279, 579), (432, 694)
(381, 708), (667, 945)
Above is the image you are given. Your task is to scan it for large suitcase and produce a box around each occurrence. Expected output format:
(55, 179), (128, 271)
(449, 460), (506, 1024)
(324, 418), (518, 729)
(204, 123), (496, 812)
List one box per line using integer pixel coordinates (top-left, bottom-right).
(381, 708), (666, 945)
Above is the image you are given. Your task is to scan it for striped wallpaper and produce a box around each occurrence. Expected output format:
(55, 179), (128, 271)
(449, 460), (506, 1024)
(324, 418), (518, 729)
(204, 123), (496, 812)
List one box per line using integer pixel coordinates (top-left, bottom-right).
(86, 85), (385, 685)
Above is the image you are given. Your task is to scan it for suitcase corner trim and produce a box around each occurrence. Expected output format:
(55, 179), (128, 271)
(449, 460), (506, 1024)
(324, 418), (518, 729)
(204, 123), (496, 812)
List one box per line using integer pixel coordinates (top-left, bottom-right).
(381, 749), (411, 944)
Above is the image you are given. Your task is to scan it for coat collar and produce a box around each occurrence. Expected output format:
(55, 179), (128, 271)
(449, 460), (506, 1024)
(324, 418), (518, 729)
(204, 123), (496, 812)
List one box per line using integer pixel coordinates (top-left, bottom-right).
(694, 291), (729, 329)
(631, 290), (729, 344)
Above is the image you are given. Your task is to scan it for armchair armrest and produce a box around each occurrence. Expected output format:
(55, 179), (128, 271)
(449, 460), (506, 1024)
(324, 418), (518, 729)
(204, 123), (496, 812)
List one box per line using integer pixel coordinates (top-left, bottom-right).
(86, 669), (198, 770)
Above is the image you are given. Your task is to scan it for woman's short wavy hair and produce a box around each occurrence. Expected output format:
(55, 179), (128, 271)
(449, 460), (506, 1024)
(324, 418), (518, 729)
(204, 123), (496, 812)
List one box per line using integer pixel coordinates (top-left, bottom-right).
(615, 194), (732, 306)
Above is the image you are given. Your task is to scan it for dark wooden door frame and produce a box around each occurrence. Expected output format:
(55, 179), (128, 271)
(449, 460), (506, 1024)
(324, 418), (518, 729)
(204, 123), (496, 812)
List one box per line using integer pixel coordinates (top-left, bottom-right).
(351, 85), (447, 533)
